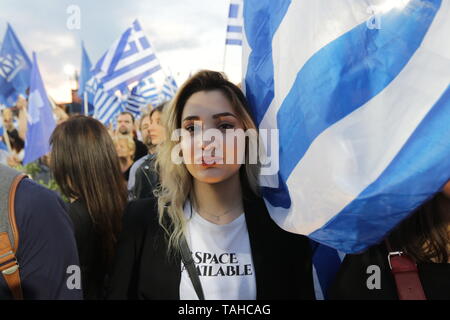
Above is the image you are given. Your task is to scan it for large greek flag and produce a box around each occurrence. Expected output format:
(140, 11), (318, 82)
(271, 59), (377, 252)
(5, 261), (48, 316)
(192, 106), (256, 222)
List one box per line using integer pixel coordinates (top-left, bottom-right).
(91, 20), (162, 94)
(243, 0), (450, 254)
(226, 0), (243, 46)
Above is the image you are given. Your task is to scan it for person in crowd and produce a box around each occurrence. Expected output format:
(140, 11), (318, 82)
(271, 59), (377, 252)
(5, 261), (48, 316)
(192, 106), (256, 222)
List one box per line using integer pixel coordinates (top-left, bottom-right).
(53, 105), (69, 125)
(113, 135), (136, 182)
(128, 103), (167, 200)
(0, 164), (82, 299)
(2, 107), (24, 167)
(50, 115), (127, 299)
(116, 112), (148, 161)
(328, 179), (450, 300)
(107, 70), (315, 300)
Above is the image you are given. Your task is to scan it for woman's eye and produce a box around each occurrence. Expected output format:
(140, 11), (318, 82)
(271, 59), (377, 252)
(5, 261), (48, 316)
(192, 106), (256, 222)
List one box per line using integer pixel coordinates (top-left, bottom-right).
(185, 124), (201, 132)
(219, 123), (234, 130)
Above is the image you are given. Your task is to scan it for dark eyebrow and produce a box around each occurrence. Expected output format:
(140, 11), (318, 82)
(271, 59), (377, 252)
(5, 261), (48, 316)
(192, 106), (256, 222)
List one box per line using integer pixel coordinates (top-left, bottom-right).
(182, 113), (237, 122)
(182, 116), (200, 122)
(212, 112), (237, 119)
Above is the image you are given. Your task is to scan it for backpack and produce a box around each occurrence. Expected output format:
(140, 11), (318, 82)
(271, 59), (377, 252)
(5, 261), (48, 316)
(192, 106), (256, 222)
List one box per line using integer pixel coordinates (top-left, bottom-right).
(0, 164), (27, 299)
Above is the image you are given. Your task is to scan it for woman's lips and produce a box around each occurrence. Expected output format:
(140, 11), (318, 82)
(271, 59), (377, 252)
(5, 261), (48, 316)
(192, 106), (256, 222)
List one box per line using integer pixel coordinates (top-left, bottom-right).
(197, 156), (223, 166)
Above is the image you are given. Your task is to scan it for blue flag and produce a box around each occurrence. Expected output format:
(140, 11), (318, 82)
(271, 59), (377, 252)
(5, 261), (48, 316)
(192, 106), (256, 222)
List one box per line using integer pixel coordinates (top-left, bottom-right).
(78, 42), (92, 97)
(78, 42), (94, 114)
(23, 52), (56, 165)
(0, 118), (6, 151)
(243, 0), (450, 254)
(0, 23), (32, 106)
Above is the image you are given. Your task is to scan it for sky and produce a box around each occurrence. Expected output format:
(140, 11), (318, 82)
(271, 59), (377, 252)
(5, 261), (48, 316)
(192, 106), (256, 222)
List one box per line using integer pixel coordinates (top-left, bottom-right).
(0, 0), (242, 103)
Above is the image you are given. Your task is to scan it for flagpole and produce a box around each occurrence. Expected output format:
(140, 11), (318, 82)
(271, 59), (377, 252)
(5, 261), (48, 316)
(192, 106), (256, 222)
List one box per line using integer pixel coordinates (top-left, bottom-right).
(223, 43), (228, 72)
(84, 92), (88, 116)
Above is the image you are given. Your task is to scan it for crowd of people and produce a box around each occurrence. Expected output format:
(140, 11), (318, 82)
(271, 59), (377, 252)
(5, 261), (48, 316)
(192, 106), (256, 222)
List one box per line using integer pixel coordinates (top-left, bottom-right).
(0, 70), (448, 300)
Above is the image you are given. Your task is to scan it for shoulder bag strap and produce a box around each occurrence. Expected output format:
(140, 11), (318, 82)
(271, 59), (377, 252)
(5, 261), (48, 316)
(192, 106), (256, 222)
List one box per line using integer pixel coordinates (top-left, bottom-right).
(0, 173), (27, 299)
(180, 235), (205, 300)
(385, 239), (426, 300)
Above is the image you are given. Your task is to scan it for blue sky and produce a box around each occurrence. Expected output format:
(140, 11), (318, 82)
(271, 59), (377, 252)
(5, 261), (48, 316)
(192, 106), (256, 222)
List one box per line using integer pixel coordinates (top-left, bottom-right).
(0, 0), (242, 102)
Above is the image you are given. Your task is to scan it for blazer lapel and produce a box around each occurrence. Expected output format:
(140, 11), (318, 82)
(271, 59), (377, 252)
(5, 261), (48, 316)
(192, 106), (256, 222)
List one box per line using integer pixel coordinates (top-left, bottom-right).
(243, 196), (275, 300)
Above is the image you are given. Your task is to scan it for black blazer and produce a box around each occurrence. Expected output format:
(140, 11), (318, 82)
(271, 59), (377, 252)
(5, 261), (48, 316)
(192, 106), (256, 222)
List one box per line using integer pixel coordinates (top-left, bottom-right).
(68, 200), (107, 300)
(107, 194), (315, 300)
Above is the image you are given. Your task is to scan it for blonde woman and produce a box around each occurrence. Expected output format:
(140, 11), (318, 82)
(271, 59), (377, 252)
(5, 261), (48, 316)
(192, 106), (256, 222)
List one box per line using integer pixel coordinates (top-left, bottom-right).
(112, 135), (136, 181)
(108, 71), (314, 300)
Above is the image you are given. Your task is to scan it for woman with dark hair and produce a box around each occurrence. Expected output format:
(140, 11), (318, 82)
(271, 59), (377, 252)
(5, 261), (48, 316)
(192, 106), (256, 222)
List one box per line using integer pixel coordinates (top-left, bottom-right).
(108, 70), (315, 300)
(50, 115), (127, 299)
(328, 180), (450, 300)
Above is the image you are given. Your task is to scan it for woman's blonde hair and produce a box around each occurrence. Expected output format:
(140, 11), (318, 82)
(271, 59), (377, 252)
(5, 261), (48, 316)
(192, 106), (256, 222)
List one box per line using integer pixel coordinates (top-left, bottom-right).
(112, 135), (136, 156)
(155, 70), (260, 255)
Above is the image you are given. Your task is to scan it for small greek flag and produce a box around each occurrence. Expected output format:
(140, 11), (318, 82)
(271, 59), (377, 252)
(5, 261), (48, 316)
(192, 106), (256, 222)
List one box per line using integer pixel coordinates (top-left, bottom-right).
(126, 77), (161, 116)
(92, 79), (124, 126)
(226, 0), (243, 46)
(160, 75), (178, 101)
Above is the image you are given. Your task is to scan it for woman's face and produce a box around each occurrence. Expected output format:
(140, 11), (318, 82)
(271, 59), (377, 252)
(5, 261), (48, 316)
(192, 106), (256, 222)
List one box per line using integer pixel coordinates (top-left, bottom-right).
(180, 90), (245, 184)
(149, 111), (166, 145)
(115, 139), (133, 159)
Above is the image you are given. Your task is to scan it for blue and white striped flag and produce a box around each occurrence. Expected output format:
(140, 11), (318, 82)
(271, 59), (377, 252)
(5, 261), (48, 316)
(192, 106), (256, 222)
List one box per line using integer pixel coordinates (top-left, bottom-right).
(126, 77), (161, 116)
(226, 0), (243, 46)
(243, 0), (450, 254)
(91, 79), (124, 126)
(91, 20), (162, 94)
(161, 75), (178, 101)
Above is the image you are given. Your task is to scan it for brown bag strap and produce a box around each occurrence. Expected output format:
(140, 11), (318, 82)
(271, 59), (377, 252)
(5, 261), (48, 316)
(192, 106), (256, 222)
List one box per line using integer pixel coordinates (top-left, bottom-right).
(385, 240), (426, 300)
(0, 233), (23, 299)
(0, 173), (26, 300)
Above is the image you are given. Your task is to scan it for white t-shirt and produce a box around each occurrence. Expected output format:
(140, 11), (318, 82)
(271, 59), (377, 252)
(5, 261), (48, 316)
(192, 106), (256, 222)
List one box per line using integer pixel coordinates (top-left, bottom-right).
(179, 201), (256, 300)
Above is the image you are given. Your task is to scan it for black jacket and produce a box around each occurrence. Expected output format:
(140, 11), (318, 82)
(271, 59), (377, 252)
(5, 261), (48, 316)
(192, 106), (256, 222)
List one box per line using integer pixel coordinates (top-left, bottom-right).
(327, 242), (450, 300)
(68, 200), (108, 300)
(107, 194), (315, 300)
(129, 154), (159, 200)
(133, 138), (148, 162)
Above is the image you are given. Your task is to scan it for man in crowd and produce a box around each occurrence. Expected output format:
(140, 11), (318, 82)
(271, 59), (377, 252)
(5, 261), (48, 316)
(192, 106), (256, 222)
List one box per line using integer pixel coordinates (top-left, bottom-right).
(0, 164), (82, 299)
(116, 112), (147, 161)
